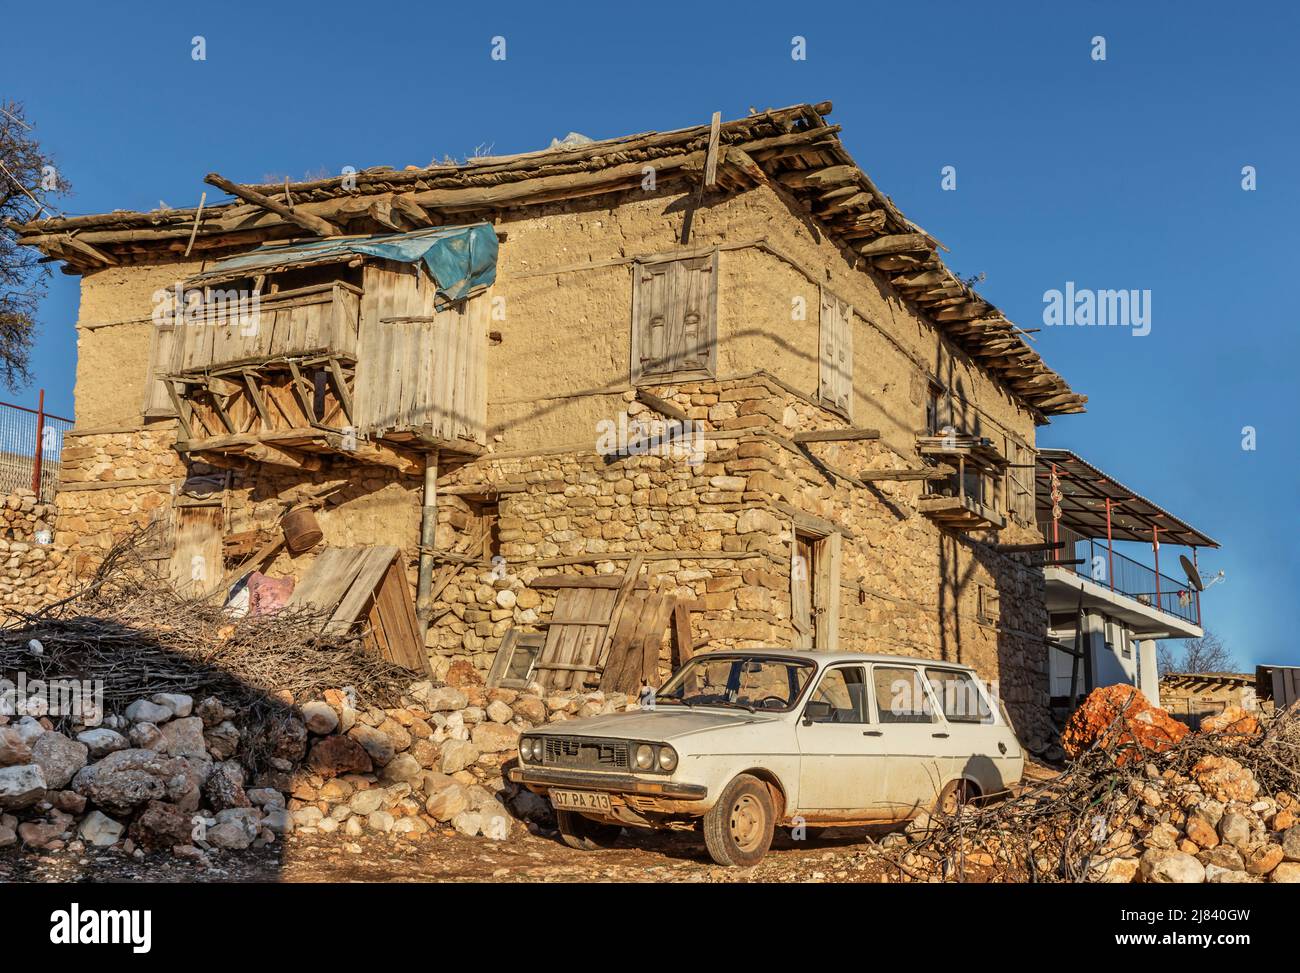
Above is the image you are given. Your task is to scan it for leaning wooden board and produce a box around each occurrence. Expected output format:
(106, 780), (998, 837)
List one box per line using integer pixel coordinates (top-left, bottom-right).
(533, 586), (620, 691)
(286, 545), (429, 675)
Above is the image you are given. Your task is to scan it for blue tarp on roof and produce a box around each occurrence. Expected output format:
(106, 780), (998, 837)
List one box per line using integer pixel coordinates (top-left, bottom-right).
(192, 223), (498, 305)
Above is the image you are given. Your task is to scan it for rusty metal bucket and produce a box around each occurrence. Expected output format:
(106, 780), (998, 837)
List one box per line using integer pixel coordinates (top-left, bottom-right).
(281, 506), (323, 553)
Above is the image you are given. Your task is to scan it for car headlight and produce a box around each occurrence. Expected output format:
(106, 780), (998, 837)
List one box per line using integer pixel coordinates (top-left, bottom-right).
(634, 744), (655, 769)
(657, 746), (678, 772)
(521, 738), (538, 762)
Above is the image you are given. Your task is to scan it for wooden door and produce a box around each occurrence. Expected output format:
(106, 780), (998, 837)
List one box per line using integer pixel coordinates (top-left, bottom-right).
(792, 534), (816, 648)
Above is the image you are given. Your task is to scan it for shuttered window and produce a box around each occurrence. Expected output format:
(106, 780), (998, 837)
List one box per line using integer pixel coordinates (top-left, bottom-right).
(142, 321), (179, 417)
(818, 288), (854, 418)
(1005, 438), (1036, 525)
(631, 252), (717, 384)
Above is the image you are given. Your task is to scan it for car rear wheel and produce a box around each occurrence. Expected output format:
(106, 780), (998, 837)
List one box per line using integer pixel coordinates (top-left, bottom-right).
(555, 810), (622, 851)
(703, 774), (775, 867)
(934, 778), (978, 817)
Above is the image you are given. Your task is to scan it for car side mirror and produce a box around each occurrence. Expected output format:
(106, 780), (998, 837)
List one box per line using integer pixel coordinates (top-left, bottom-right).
(802, 700), (833, 725)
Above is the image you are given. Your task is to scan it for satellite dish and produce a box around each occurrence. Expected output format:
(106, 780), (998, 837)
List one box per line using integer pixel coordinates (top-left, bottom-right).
(1179, 554), (1204, 592)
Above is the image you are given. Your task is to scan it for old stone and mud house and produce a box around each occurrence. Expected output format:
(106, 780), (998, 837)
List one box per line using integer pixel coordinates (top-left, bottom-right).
(13, 101), (1115, 749)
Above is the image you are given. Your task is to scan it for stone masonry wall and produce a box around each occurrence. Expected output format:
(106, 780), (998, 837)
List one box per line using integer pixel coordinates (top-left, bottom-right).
(0, 490), (69, 610)
(436, 375), (1053, 747)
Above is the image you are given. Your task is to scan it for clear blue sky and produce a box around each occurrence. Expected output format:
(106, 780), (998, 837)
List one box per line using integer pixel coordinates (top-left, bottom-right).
(4, 1), (1296, 668)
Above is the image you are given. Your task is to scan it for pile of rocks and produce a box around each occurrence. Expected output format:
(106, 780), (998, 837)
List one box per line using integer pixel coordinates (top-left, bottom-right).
(0, 665), (626, 860)
(285, 670), (627, 842)
(1086, 754), (1300, 884)
(903, 686), (1300, 884)
(0, 691), (285, 859)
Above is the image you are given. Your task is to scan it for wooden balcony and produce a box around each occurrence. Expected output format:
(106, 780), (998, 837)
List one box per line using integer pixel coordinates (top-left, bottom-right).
(916, 432), (1008, 533)
(163, 262), (488, 472)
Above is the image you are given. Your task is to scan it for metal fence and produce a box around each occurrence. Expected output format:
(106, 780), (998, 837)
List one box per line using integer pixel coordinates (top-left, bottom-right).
(0, 391), (73, 502)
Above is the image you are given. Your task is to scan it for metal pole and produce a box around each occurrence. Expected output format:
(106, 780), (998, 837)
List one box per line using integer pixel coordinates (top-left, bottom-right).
(1152, 526), (1161, 609)
(30, 388), (45, 496)
(414, 448), (439, 680)
(1105, 497), (1115, 590)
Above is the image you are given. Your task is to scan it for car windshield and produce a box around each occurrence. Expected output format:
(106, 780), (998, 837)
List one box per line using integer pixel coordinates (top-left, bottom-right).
(657, 655), (815, 712)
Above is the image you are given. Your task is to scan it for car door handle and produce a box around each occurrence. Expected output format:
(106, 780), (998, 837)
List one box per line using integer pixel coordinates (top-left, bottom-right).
(862, 730), (883, 736)
(932, 732), (949, 739)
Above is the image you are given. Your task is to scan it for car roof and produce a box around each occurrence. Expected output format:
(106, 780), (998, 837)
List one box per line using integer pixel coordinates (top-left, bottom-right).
(696, 648), (978, 672)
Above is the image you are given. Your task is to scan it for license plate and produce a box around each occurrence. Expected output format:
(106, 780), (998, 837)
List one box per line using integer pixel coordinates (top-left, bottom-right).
(550, 789), (612, 812)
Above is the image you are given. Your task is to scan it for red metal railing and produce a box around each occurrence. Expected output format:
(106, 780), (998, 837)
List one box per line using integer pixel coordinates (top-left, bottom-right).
(0, 390), (73, 501)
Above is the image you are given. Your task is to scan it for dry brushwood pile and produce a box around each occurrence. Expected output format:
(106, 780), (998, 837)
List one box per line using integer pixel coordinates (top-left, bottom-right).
(899, 688), (1300, 884)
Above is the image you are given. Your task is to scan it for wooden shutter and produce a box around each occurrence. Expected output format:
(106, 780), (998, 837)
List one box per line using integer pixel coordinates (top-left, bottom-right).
(1006, 439), (1035, 524)
(632, 252), (717, 383)
(142, 321), (179, 417)
(818, 288), (853, 418)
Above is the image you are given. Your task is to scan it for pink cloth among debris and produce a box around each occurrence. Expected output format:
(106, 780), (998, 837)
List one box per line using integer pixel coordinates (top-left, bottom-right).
(247, 571), (295, 616)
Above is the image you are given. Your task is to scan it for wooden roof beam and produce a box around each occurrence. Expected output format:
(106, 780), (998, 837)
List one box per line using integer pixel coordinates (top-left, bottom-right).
(205, 172), (342, 237)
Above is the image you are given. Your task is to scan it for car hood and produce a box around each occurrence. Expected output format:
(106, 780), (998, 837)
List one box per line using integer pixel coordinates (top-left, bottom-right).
(536, 707), (779, 743)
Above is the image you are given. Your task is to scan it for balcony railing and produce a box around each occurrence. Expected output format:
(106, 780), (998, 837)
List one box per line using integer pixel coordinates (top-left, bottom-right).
(1043, 524), (1201, 627)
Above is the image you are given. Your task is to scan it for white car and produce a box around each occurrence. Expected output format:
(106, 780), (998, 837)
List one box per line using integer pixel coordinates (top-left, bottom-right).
(509, 650), (1024, 866)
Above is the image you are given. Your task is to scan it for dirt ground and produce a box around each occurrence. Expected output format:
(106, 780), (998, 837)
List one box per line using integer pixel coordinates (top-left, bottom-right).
(0, 822), (927, 884)
(0, 760), (1061, 884)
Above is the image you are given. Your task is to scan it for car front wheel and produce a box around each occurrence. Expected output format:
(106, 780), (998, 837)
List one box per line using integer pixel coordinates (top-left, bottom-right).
(703, 774), (775, 867)
(555, 810), (622, 851)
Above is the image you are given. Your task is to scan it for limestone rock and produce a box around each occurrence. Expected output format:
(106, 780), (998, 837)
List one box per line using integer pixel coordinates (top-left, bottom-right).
(479, 799), (512, 840)
(203, 721), (240, 761)
(159, 716), (208, 758)
(300, 701), (340, 735)
(1191, 755), (1259, 804)
(381, 753), (422, 784)
(1200, 706), (1260, 737)
(1139, 849), (1205, 884)
(0, 763), (47, 809)
(425, 783), (470, 821)
(348, 725), (395, 766)
(76, 728), (129, 759)
(348, 789), (385, 816)
(150, 693), (194, 719)
(1244, 843), (1284, 876)
(31, 732), (88, 789)
(1218, 811), (1252, 849)
(424, 686), (469, 712)
(128, 722), (166, 751)
(0, 727), (33, 766)
(125, 699), (174, 725)
(79, 810), (125, 847)
(72, 748), (202, 815)
(1271, 861), (1300, 883)
(1281, 825), (1300, 862)
(438, 739), (479, 774)
(451, 810), (482, 836)
(471, 721), (520, 753)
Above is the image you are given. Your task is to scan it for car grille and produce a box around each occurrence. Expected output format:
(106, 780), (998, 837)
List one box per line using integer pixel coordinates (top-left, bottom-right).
(542, 736), (629, 771)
